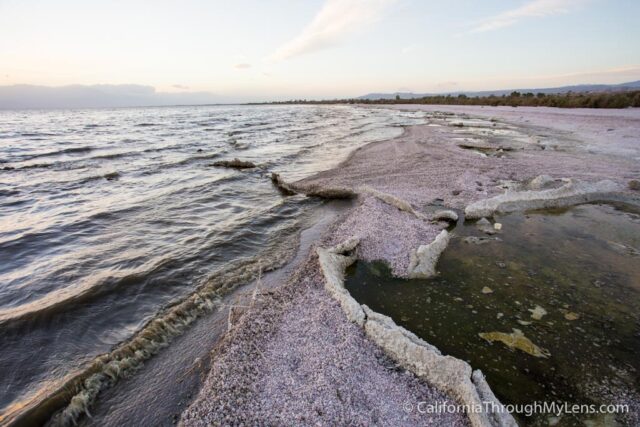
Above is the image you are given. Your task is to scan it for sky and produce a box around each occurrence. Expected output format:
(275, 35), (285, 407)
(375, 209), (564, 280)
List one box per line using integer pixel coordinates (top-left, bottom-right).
(1, 0), (639, 101)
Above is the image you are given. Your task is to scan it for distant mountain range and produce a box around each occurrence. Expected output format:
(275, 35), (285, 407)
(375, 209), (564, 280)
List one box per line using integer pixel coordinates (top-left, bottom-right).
(0, 84), (224, 109)
(359, 80), (640, 100)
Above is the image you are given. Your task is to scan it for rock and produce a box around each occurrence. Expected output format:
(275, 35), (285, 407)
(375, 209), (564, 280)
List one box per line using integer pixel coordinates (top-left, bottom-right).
(211, 158), (256, 169)
(360, 186), (421, 217)
(476, 218), (496, 235)
(479, 329), (550, 358)
(481, 287), (493, 294)
(304, 186), (357, 199)
(407, 230), (450, 279)
(517, 320), (532, 326)
(432, 209), (458, 222)
(270, 173), (297, 196)
(463, 236), (501, 245)
(564, 312), (580, 321)
(465, 179), (624, 219)
(528, 305), (547, 320)
(493, 223), (502, 231)
(629, 180), (640, 191)
(272, 173), (356, 199)
(495, 261), (506, 269)
(452, 190), (461, 196)
(528, 175), (555, 190)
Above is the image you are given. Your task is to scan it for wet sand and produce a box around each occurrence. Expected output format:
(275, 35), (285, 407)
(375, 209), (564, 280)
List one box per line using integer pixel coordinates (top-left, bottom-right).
(181, 106), (640, 426)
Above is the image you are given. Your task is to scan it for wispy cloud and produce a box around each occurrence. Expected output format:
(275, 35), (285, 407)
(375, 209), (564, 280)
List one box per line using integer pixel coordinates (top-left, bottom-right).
(471, 0), (585, 33)
(270, 0), (396, 61)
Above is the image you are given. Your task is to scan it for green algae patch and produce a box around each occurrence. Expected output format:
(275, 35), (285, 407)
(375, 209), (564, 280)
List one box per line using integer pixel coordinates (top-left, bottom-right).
(479, 329), (550, 358)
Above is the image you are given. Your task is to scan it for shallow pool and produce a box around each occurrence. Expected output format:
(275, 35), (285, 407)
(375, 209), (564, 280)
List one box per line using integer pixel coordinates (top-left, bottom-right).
(345, 203), (640, 426)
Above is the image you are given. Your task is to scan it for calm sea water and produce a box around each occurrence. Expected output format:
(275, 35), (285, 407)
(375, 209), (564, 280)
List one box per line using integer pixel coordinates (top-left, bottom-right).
(0, 105), (426, 422)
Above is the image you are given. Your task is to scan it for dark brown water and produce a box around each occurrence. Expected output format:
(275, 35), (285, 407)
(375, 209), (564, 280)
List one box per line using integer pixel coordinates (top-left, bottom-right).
(0, 105), (427, 424)
(346, 203), (640, 426)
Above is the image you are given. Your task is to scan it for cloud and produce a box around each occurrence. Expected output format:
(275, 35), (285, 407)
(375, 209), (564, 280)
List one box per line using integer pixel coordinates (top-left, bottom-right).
(234, 63), (252, 69)
(270, 0), (396, 61)
(172, 84), (189, 90)
(471, 0), (585, 33)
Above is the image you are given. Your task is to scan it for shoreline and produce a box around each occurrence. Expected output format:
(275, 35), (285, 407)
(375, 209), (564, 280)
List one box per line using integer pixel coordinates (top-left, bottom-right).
(181, 106), (640, 425)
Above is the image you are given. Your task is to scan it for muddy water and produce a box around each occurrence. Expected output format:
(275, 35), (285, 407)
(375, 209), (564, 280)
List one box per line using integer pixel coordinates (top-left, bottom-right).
(345, 203), (640, 426)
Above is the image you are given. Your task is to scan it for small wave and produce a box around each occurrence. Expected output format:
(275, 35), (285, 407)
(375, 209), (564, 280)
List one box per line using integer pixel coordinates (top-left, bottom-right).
(0, 254), (181, 326)
(191, 152), (221, 161)
(19, 132), (59, 137)
(160, 152), (223, 169)
(15, 162), (54, 170)
(84, 124), (112, 129)
(0, 189), (20, 197)
(88, 151), (137, 161)
(229, 140), (250, 150)
(10, 147), (93, 162)
(240, 121), (270, 128)
(194, 118), (227, 126)
(103, 172), (120, 181)
(134, 123), (159, 127)
(10, 160), (93, 172)
(20, 147), (94, 161)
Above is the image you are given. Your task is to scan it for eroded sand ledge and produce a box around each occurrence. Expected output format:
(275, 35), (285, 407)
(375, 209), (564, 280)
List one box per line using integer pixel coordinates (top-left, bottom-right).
(181, 106), (640, 426)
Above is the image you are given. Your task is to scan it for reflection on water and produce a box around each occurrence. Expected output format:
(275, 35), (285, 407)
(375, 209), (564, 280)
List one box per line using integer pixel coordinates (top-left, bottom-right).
(346, 203), (640, 426)
(0, 105), (426, 422)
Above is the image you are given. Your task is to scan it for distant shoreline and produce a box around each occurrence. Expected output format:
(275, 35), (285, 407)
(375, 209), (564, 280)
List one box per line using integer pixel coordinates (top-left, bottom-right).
(255, 89), (640, 109)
